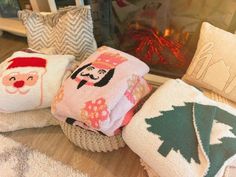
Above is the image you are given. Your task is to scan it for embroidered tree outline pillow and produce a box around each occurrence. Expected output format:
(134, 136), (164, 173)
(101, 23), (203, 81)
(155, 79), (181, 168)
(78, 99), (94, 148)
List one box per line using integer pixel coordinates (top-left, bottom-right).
(183, 22), (236, 103)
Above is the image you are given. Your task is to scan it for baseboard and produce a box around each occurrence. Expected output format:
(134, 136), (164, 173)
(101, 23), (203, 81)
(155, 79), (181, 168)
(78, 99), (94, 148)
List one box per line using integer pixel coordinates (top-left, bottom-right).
(144, 73), (170, 87)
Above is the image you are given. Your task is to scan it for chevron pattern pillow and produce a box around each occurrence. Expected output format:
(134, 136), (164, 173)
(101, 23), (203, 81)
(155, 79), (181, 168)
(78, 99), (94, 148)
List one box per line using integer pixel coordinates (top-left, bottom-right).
(18, 6), (97, 61)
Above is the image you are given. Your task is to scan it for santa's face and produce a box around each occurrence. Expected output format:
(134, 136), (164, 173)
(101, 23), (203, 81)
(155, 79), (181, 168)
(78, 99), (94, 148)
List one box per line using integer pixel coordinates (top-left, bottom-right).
(78, 65), (109, 83)
(2, 71), (39, 95)
(0, 56), (47, 112)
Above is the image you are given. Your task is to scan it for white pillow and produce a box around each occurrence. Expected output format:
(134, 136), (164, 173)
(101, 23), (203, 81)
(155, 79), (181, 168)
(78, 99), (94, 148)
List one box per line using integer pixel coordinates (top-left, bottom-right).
(123, 79), (236, 177)
(0, 108), (58, 132)
(0, 51), (75, 112)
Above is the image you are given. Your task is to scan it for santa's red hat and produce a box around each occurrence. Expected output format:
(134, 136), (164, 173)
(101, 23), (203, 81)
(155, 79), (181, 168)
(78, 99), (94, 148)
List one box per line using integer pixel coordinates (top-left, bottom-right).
(7, 57), (47, 70)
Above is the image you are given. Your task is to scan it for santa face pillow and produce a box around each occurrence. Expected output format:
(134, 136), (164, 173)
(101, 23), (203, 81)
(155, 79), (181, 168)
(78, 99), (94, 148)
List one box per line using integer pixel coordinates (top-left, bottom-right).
(0, 51), (75, 113)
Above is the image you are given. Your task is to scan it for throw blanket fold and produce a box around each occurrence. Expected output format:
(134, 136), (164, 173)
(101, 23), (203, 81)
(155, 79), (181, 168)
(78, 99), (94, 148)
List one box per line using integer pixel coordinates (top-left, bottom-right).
(146, 102), (236, 177)
(52, 46), (151, 136)
(194, 103), (236, 177)
(123, 79), (236, 177)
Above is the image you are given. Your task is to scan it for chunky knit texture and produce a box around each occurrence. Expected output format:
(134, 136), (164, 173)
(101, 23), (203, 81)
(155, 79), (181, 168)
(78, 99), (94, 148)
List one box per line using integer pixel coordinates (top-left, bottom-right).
(60, 122), (125, 152)
(18, 6), (97, 61)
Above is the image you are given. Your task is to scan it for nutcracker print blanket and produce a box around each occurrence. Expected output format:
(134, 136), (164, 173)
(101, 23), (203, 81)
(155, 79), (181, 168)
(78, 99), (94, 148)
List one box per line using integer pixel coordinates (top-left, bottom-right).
(123, 79), (236, 177)
(52, 46), (151, 136)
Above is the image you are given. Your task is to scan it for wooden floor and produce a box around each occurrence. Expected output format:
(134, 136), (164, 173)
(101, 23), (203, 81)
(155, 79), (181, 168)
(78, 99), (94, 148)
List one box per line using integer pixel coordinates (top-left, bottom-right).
(0, 33), (147, 177)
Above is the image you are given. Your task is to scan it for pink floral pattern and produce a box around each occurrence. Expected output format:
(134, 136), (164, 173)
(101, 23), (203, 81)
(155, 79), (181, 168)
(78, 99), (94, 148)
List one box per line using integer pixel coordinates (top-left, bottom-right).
(51, 86), (64, 113)
(80, 98), (109, 128)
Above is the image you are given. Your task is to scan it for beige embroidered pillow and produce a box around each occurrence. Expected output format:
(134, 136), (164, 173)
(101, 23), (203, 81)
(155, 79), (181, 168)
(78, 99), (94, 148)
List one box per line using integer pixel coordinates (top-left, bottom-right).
(18, 6), (97, 61)
(183, 22), (236, 103)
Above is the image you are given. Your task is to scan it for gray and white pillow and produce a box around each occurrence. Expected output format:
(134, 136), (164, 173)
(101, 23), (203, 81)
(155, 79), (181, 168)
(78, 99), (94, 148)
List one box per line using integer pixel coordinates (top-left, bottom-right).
(18, 6), (97, 61)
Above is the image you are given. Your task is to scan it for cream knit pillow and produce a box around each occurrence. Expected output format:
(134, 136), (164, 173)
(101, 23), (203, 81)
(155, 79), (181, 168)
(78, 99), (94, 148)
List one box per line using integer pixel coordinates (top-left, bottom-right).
(0, 108), (58, 132)
(183, 22), (236, 103)
(0, 51), (74, 113)
(18, 6), (97, 61)
(123, 79), (236, 177)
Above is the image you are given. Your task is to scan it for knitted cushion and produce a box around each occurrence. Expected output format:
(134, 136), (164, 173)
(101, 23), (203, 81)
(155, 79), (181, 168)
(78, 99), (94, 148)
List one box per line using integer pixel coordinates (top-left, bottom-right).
(59, 121), (125, 152)
(0, 50), (74, 112)
(140, 90), (236, 177)
(0, 108), (58, 132)
(123, 79), (236, 177)
(18, 6), (97, 61)
(183, 22), (236, 103)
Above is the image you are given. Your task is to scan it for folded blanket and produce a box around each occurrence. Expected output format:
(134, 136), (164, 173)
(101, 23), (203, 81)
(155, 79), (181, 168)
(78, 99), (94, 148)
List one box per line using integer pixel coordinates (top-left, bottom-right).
(123, 79), (236, 177)
(52, 46), (151, 136)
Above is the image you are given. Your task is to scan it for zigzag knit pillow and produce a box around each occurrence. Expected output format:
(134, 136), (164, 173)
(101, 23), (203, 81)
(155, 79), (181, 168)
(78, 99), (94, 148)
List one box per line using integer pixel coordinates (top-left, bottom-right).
(18, 6), (97, 61)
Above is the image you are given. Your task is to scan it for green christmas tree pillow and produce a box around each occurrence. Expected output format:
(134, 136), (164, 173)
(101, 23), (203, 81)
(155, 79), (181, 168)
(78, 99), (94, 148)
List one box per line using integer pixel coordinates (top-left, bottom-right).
(123, 79), (236, 177)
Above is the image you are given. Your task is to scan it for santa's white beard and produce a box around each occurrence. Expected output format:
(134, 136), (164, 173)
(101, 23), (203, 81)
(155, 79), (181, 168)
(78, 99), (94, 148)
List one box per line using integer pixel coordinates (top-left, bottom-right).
(0, 80), (42, 112)
(4, 85), (31, 95)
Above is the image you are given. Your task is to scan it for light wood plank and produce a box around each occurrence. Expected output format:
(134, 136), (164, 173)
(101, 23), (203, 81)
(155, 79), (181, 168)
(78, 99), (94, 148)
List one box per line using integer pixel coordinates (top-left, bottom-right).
(0, 18), (26, 37)
(144, 73), (170, 87)
(30, 0), (51, 12)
